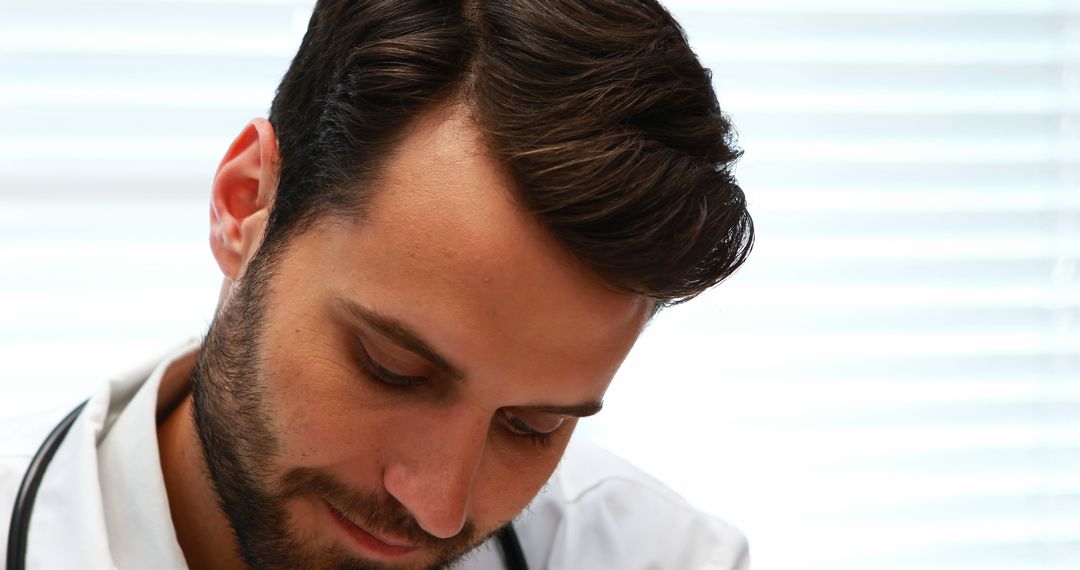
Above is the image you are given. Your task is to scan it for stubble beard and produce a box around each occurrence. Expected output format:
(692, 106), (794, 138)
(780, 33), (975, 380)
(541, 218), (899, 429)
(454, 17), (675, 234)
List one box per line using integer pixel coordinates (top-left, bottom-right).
(188, 251), (490, 569)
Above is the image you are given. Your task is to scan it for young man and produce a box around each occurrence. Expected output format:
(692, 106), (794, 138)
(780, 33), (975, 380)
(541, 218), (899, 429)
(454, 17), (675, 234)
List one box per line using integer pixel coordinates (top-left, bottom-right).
(2, 1), (753, 568)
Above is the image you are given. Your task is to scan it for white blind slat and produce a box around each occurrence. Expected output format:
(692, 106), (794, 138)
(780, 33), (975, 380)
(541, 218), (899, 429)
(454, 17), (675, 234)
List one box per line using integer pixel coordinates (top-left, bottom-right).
(2, 1), (1077, 569)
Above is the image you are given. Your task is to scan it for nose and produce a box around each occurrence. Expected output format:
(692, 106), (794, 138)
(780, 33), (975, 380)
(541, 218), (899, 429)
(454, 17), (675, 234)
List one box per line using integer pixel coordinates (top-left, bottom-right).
(382, 408), (489, 539)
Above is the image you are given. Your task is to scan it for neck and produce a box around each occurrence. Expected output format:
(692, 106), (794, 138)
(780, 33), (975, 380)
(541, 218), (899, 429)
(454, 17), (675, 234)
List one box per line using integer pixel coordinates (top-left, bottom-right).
(159, 393), (247, 570)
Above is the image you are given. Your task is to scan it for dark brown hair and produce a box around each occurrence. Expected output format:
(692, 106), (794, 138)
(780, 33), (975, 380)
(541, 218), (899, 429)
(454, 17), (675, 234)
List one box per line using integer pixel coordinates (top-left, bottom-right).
(265, 0), (753, 305)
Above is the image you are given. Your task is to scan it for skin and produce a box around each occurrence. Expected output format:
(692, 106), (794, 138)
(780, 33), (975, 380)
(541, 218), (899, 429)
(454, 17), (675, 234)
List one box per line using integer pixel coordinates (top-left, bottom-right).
(157, 104), (652, 569)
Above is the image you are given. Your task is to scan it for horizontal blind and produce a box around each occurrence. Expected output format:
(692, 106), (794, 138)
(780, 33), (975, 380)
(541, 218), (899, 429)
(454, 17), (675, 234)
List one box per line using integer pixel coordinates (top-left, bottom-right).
(587, 2), (1080, 569)
(0, 0), (314, 416)
(2, 1), (1078, 569)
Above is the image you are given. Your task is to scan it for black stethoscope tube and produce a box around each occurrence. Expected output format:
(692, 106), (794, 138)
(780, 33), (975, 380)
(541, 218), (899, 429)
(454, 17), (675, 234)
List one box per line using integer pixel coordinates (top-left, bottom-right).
(6, 401), (528, 570)
(6, 400), (86, 570)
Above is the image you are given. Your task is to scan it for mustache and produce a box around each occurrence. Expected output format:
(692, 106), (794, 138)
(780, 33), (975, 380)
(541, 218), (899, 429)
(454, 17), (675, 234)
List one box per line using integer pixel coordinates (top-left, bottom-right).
(275, 467), (479, 552)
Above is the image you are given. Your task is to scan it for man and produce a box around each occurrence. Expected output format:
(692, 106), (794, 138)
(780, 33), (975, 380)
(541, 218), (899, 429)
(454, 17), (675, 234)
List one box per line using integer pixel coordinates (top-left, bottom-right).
(2, 0), (753, 568)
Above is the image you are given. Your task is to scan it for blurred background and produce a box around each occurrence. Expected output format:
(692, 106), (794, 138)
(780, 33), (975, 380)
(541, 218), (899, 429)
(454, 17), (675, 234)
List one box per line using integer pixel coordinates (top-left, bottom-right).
(2, 0), (1078, 568)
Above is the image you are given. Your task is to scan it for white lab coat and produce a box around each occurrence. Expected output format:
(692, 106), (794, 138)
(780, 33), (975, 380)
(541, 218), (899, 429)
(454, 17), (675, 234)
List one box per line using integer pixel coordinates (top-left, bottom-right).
(1, 342), (749, 569)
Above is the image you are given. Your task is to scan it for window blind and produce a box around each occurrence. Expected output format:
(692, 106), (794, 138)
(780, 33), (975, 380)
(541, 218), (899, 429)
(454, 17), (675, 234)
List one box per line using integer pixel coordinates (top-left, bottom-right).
(1, 1), (1077, 568)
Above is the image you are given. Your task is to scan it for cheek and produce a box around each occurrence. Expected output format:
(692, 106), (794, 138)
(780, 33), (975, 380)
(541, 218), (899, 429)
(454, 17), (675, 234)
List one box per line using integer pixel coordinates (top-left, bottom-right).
(258, 328), (387, 467)
(472, 425), (575, 524)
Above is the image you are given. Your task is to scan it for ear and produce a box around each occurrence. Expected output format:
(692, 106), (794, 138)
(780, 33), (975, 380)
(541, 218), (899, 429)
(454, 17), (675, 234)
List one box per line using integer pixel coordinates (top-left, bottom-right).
(209, 118), (280, 281)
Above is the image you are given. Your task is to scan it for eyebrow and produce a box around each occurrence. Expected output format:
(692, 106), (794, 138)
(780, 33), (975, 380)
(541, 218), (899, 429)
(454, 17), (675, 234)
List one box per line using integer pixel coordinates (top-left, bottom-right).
(334, 297), (466, 380)
(516, 401), (604, 418)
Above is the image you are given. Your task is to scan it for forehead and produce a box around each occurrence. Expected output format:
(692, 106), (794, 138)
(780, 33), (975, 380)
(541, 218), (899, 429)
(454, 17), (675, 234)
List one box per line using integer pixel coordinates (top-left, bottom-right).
(305, 104), (649, 388)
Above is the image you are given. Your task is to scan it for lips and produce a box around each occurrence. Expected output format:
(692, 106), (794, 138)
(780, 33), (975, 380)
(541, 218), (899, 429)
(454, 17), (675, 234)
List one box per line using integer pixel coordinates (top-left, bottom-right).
(325, 501), (419, 558)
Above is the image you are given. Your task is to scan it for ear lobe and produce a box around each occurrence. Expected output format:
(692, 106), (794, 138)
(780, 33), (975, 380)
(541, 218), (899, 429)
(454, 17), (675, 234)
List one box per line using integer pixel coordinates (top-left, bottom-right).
(210, 118), (280, 280)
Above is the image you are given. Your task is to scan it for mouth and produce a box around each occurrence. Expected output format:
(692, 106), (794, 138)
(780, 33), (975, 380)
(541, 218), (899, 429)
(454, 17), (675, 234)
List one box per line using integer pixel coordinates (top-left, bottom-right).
(324, 500), (420, 559)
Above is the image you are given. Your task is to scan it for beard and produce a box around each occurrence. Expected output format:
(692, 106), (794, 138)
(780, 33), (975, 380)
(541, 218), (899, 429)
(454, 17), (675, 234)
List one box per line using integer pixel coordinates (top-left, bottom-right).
(188, 249), (493, 569)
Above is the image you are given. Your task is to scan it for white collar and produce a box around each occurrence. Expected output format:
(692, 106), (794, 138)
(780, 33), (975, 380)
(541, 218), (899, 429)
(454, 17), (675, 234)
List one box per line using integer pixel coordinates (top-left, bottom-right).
(28, 341), (201, 569)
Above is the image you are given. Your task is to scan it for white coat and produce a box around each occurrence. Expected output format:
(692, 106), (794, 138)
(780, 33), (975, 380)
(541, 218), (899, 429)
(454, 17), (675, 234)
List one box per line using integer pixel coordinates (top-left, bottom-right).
(1, 343), (749, 569)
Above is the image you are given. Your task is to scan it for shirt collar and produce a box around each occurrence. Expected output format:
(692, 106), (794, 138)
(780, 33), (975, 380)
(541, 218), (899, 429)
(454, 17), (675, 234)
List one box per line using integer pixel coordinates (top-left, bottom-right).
(95, 340), (200, 570)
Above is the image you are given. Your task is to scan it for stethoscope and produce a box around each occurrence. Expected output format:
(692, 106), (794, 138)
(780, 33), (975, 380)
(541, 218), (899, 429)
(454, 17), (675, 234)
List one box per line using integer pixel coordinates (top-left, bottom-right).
(7, 401), (529, 570)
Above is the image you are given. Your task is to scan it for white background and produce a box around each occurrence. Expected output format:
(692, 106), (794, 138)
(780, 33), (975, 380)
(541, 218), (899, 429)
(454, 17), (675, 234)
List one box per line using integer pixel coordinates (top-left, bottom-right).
(2, 0), (1078, 568)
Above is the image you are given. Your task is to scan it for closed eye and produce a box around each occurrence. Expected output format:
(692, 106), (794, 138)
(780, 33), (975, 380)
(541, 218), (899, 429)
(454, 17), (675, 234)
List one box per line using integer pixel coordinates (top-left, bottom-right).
(354, 341), (428, 389)
(499, 408), (565, 447)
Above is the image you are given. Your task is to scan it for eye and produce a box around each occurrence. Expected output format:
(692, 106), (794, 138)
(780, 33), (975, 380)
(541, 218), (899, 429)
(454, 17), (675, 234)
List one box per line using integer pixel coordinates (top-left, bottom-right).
(500, 409), (566, 447)
(353, 342), (428, 389)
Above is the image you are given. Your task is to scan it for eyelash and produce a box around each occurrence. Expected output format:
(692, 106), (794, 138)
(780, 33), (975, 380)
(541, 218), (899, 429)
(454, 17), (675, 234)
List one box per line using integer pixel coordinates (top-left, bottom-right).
(502, 410), (556, 448)
(354, 342), (557, 447)
(354, 344), (428, 389)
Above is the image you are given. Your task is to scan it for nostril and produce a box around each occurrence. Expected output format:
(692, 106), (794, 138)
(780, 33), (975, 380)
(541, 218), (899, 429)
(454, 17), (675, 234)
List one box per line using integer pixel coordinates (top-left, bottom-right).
(382, 463), (473, 540)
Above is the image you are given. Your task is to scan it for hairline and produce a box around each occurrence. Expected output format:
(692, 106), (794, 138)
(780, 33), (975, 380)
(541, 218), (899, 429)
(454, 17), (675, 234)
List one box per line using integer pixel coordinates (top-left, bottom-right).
(261, 97), (667, 317)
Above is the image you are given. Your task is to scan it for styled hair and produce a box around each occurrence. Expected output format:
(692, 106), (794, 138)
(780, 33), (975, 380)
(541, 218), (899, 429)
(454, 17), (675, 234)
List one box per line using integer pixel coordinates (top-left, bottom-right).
(265, 0), (753, 305)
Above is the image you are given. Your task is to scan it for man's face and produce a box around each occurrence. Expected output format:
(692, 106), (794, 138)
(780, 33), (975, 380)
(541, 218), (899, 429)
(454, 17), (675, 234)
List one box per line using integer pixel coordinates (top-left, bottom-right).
(192, 106), (651, 569)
